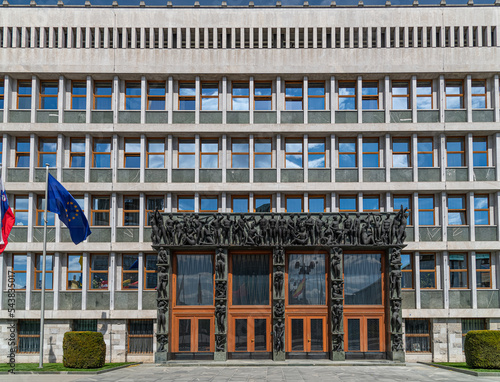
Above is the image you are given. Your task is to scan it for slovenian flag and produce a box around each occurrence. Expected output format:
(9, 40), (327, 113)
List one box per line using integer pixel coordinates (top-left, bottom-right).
(0, 175), (15, 254)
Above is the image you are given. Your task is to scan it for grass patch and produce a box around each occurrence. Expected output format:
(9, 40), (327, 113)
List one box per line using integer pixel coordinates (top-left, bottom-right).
(436, 362), (500, 373)
(0, 362), (133, 372)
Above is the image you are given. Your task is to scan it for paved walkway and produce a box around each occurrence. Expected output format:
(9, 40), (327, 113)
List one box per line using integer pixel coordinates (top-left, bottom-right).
(3, 362), (499, 382)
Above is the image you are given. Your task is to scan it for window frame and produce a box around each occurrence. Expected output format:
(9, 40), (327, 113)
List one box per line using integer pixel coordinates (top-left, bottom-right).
(448, 194), (467, 226)
(308, 195), (326, 213)
(445, 79), (464, 109)
(394, 194), (412, 226)
(144, 254), (158, 290)
(178, 81), (195, 111)
(34, 254), (53, 291)
(200, 81), (219, 111)
(12, 254), (27, 290)
(401, 253), (414, 290)
(17, 80), (32, 110)
(147, 81), (166, 111)
(419, 253), (436, 290)
(476, 253), (491, 289)
(285, 194), (303, 213)
(362, 195), (380, 212)
(461, 319), (487, 348)
(128, 319), (154, 354)
(36, 195), (55, 227)
(93, 81), (112, 110)
(39, 81), (58, 110)
(145, 196), (164, 226)
(92, 138), (111, 168)
(122, 254), (139, 290)
(362, 137), (380, 168)
(338, 137), (357, 168)
(392, 137), (411, 168)
(472, 136), (488, 167)
(449, 253), (468, 289)
(284, 81), (303, 110)
(124, 137), (140, 169)
(16, 137), (30, 168)
(178, 195), (195, 213)
(391, 81), (410, 110)
(308, 137), (326, 169)
(405, 318), (431, 353)
(124, 81), (141, 111)
(200, 196), (219, 213)
(231, 195), (249, 213)
(37, 137), (57, 167)
(123, 196), (140, 227)
(254, 81), (272, 110)
(474, 194), (490, 226)
(71, 81), (87, 110)
(91, 196), (110, 226)
(285, 137), (303, 169)
(89, 254), (109, 290)
(418, 195), (435, 226)
(417, 137), (434, 168)
(146, 138), (165, 169)
(70, 137), (85, 168)
(307, 81), (326, 111)
(231, 138), (249, 169)
(231, 82), (250, 111)
(254, 195), (272, 213)
(254, 137), (272, 169)
(0, 79), (4, 110)
(67, 254), (83, 290)
(447, 137), (465, 167)
(200, 138), (219, 169)
(416, 80), (433, 110)
(338, 81), (356, 110)
(339, 195), (358, 213)
(178, 138), (195, 169)
(361, 81), (379, 110)
(18, 320), (40, 354)
(471, 79), (486, 109)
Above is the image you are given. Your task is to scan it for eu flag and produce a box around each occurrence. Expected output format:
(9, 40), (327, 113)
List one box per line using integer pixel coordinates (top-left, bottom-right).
(47, 174), (91, 244)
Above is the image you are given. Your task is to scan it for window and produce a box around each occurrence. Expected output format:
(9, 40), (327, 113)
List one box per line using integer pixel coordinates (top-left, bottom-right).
(147, 138), (165, 168)
(91, 196), (110, 226)
(71, 81), (86, 110)
(363, 196), (379, 212)
(0, 140), (2, 166)
(124, 138), (140, 168)
(339, 196), (357, 212)
(392, 137), (410, 168)
(231, 138), (249, 168)
(90, 254), (108, 289)
(473, 137), (487, 167)
(232, 82), (249, 110)
(70, 138), (85, 168)
(417, 137), (433, 167)
(394, 195), (412, 225)
(201, 82), (219, 110)
(448, 195), (466, 225)
(12, 254), (27, 290)
(18, 321), (40, 353)
(338, 81), (356, 110)
(17, 81), (32, 109)
(254, 82), (272, 110)
(462, 319), (486, 348)
(308, 82), (325, 110)
(405, 319), (430, 352)
(122, 254), (139, 289)
(0, 80), (4, 109)
(254, 195), (271, 213)
(288, 254), (326, 305)
(178, 139), (195, 168)
(16, 138), (30, 168)
(147, 82), (165, 110)
(35, 254), (53, 290)
(254, 138), (272, 168)
(67, 254), (83, 290)
(125, 81), (141, 110)
(308, 138), (325, 168)
(179, 82), (195, 110)
(128, 320), (154, 353)
(447, 137), (465, 167)
(420, 253), (436, 289)
(338, 138), (356, 168)
(73, 320), (97, 331)
(363, 138), (379, 168)
(14, 196), (29, 226)
(285, 138), (303, 168)
(232, 254), (270, 306)
(392, 81), (409, 109)
(200, 196), (218, 212)
(93, 81), (112, 110)
(418, 196), (434, 226)
(38, 138), (57, 167)
(309, 195), (325, 213)
(416, 80), (432, 110)
(178, 196), (195, 212)
(285, 82), (303, 110)
(124, 196), (139, 226)
(36, 196), (55, 226)
(362, 81), (378, 110)
(471, 80), (486, 109)
(450, 253), (468, 289)
(146, 196), (164, 225)
(286, 195), (302, 213)
(401, 254), (413, 289)
(232, 196), (249, 213)
(175, 254), (214, 306)
(445, 80), (464, 109)
(39, 81), (58, 109)
(476, 253), (491, 289)
(474, 195), (489, 225)
(92, 138), (111, 168)
(200, 138), (218, 168)
(145, 254), (157, 290)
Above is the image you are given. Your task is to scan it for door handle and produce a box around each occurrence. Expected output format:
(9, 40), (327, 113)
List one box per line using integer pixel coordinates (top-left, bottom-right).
(308, 339), (311, 342)
(251, 339), (254, 342)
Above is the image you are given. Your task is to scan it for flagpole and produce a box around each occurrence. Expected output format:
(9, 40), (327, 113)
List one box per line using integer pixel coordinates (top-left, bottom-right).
(39, 164), (49, 369)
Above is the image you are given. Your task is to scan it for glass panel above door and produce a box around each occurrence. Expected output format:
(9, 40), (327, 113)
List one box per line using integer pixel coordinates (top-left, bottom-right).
(232, 254), (269, 305)
(288, 254), (326, 305)
(344, 253), (382, 305)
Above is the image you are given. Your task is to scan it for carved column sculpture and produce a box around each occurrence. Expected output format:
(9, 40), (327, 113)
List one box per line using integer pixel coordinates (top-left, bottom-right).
(155, 247), (171, 363)
(330, 247), (345, 361)
(272, 246), (285, 360)
(214, 247), (228, 360)
(388, 247), (404, 361)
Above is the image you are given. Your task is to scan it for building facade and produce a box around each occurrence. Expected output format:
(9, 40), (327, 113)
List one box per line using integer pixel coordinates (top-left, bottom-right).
(0, 2), (499, 364)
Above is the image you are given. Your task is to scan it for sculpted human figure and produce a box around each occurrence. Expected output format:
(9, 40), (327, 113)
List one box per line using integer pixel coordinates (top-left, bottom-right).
(381, 215), (392, 244)
(155, 210), (169, 244)
(305, 213), (315, 245)
(220, 214), (231, 245)
(215, 249), (225, 279)
(274, 320), (285, 352)
(274, 300), (285, 318)
(331, 248), (342, 280)
(156, 334), (168, 352)
(332, 281), (343, 299)
(274, 266), (284, 298)
(163, 213), (176, 244)
(331, 302), (343, 332)
(215, 301), (226, 333)
(291, 226), (308, 245)
(157, 265), (169, 299)
(332, 333), (343, 352)
(391, 300), (402, 333)
(157, 299), (168, 333)
(258, 215), (270, 245)
(273, 247), (284, 265)
(150, 213), (161, 245)
(314, 213), (325, 245)
(158, 247), (169, 265)
(343, 214), (354, 245)
(269, 213), (279, 245)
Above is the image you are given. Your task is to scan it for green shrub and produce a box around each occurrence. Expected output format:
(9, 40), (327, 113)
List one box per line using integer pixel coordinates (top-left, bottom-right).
(464, 330), (500, 369)
(63, 331), (106, 369)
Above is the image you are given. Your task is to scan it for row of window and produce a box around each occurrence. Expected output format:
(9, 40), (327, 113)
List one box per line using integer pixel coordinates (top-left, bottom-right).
(0, 78), (490, 112)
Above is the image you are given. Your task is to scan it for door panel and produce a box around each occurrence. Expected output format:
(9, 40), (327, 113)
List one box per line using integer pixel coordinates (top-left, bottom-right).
(287, 316), (327, 352)
(173, 316), (214, 352)
(229, 315), (271, 352)
(345, 315), (384, 353)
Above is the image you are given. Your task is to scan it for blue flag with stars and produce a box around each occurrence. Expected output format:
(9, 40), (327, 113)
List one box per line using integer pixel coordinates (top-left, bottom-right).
(47, 174), (91, 245)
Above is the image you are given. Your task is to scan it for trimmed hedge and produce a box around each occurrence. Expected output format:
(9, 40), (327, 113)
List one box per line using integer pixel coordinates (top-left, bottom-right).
(63, 331), (106, 369)
(464, 330), (500, 369)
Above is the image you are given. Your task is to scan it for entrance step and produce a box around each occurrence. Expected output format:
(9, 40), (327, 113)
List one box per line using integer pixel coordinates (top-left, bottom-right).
(161, 360), (406, 367)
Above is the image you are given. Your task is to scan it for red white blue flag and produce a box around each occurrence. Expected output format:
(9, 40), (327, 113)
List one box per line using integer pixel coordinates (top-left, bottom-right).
(0, 175), (15, 254)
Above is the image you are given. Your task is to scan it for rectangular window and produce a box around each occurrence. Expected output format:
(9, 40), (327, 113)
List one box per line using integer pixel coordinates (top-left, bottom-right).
(288, 254), (326, 305)
(473, 137), (488, 167)
(232, 254), (269, 306)
(175, 254), (214, 306)
(201, 82), (219, 110)
(200, 138), (219, 169)
(125, 81), (141, 110)
(445, 80), (464, 109)
(145, 254), (157, 290)
(178, 139), (195, 169)
(128, 320), (154, 353)
(36, 196), (55, 226)
(38, 137), (57, 167)
(147, 138), (165, 169)
(232, 196), (249, 213)
(401, 253), (413, 289)
(338, 81), (356, 110)
(418, 196), (434, 226)
(70, 138), (85, 168)
(474, 195), (489, 225)
(71, 81), (86, 110)
(394, 195), (412, 225)
(362, 81), (378, 110)
(18, 320), (40, 353)
(462, 319), (486, 348)
(254, 82), (272, 110)
(14, 196), (29, 227)
(392, 81), (410, 110)
(471, 80), (486, 109)
(93, 81), (112, 110)
(254, 195), (271, 212)
(448, 195), (467, 225)
(73, 320), (97, 331)
(17, 81), (32, 110)
(92, 138), (111, 168)
(90, 254), (109, 290)
(35, 254), (53, 290)
(476, 253), (491, 289)
(363, 196), (380, 212)
(179, 82), (195, 110)
(416, 80), (432, 110)
(147, 82), (165, 110)
(200, 196), (218, 212)
(16, 138), (30, 168)
(308, 82), (325, 110)
(285, 138), (303, 168)
(417, 137), (433, 167)
(405, 319), (430, 352)
(122, 254), (139, 289)
(67, 254), (83, 290)
(392, 137), (410, 168)
(285, 82), (303, 110)
(231, 82), (249, 110)
(124, 138), (140, 168)
(0, 80), (4, 110)
(40, 81), (58, 109)
(12, 254), (27, 290)
(309, 195), (325, 213)
(146, 196), (164, 225)
(91, 196), (110, 226)
(286, 195), (303, 213)
(420, 253), (436, 289)
(308, 138), (325, 168)
(178, 196), (195, 212)
(450, 253), (468, 289)
(338, 138), (356, 168)
(254, 138), (272, 168)
(339, 196), (357, 212)
(362, 138), (379, 168)
(447, 137), (465, 167)
(124, 196), (139, 226)
(231, 138), (249, 168)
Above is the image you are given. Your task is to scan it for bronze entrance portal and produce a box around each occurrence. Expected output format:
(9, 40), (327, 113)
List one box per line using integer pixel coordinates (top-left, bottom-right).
(151, 210), (407, 362)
